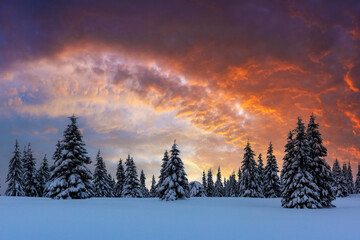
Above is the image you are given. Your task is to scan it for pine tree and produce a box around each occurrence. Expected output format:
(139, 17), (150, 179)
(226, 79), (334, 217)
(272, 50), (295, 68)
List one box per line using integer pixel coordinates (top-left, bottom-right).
(236, 168), (242, 197)
(229, 172), (237, 197)
(157, 150), (169, 196)
(149, 175), (157, 197)
(37, 155), (50, 197)
(45, 115), (94, 199)
(115, 159), (125, 197)
(108, 174), (116, 197)
(332, 159), (348, 197)
(23, 143), (40, 197)
(342, 163), (350, 196)
(93, 150), (113, 197)
(122, 155), (142, 198)
(263, 142), (281, 198)
(239, 142), (263, 198)
(202, 170), (207, 195)
(189, 181), (206, 197)
(5, 140), (25, 196)
(355, 165), (360, 194)
(140, 170), (149, 197)
(158, 140), (188, 201)
(347, 163), (354, 194)
(214, 167), (224, 197)
(281, 117), (321, 208)
(307, 114), (335, 207)
(257, 153), (265, 195)
(207, 169), (215, 197)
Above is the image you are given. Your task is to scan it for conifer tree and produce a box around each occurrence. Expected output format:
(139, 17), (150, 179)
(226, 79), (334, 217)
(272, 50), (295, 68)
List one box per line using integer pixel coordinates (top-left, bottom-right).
(140, 170), (149, 197)
(281, 117), (321, 208)
(108, 174), (116, 197)
(37, 155), (50, 197)
(5, 140), (25, 196)
(332, 159), (347, 197)
(158, 140), (188, 201)
(224, 178), (230, 197)
(239, 141), (263, 198)
(307, 114), (335, 207)
(202, 170), (207, 195)
(355, 165), (360, 194)
(115, 159), (125, 197)
(93, 150), (113, 197)
(263, 142), (281, 198)
(342, 163), (350, 196)
(45, 115), (94, 199)
(149, 175), (157, 197)
(347, 163), (354, 194)
(257, 153), (265, 194)
(189, 181), (206, 197)
(214, 167), (224, 197)
(229, 172), (237, 197)
(157, 150), (169, 196)
(122, 155), (142, 198)
(236, 168), (242, 196)
(207, 169), (215, 197)
(23, 143), (40, 197)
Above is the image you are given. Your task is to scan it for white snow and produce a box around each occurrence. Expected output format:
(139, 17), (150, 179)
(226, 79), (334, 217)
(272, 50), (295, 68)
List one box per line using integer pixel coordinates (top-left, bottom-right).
(1, 195), (360, 240)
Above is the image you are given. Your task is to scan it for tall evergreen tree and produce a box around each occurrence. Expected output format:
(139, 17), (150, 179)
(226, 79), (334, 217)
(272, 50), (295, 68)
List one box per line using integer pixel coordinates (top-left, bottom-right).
(202, 170), (207, 195)
(347, 163), (354, 194)
(281, 117), (321, 208)
(342, 163), (350, 196)
(23, 144), (40, 197)
(229, 172), (237, 197)
(257, 153), (265, 195)
(115, 159), (125, 197)
(236, 168), (242, 197)
(239, 141), (263, 198)
(140, 170), (149, 197)
(122, 155), (142, 198)
(158, 141), (188, 201)
(214, 167), (224, 197)
(263, 142), (281, 198)
(207, 169), (215, 197)
(307, 114), (335, 207)
(157, 150), (169, 196)
(332, 159), (348, 197)
(108, 174), (116, 197)
(149, 175), (157, 197)
(93, 150), (113, 197)
(37, 155), (50, 197)
(355, 165), (360, 194)
(5, 140), (25, 196)
(45, 115), (94, 199)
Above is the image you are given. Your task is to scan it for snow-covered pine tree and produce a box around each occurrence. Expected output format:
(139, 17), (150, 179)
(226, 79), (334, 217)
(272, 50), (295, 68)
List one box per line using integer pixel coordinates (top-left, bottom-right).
(355, 165), (360, 194)
(45, 115), (94, 199)
(281, 131), (294, 187)
(189, 181), (206, 197)
(207, 169), (215, 197)
(263, 142), (281, 198)
(332, 159), (347, 197)
(214, 167), (224, 197)
(149, 175), (157, 197)
(306, 113), (335, 207)
(257, 153), (265, 195)
(157, 150), (169, 196)
(93, 150), (113, 197)
(342, 163), (350, 196)
(236, 168), (242, 197)
(140, 170), (149, 198)
(23, 143), (40, 197)
(115, 159), (125, 197)
(202, 170), (207, 195)
(229, 171), (237, 197)
(5, 140), (25, 196)
(108, 174), (116, 197)
(239, 142), (263, 198)
(37, 155), (50, 197)
(224, 178), (230, 197)
(347, 163), (354, 194)
(122, 155), (142, 198)
(158, 140), (188, 201)
(281, 117), (321, 208)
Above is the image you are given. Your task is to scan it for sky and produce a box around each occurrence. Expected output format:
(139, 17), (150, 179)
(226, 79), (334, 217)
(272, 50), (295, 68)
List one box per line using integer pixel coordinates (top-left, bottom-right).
(0, 0), (360, 192)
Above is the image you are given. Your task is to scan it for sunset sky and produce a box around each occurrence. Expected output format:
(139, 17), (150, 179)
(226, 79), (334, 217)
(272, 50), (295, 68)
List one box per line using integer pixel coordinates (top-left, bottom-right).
(0, 0), (360, 191)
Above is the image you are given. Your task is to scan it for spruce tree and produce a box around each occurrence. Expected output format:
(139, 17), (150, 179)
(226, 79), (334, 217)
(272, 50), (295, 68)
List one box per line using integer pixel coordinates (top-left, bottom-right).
(122, 155), (142, 198)
(23, 143), (40, 197)
(37, 155), (50, 197)
(115, 159), (125, 197)
(239, 142), (263, 198)
(214, 167), (224, 197)
(263, 142), (281, 198)
(281, 117), (321, 208)
(347, 163), (354, 194)
(257, 153), (265, 195)
(158, 140), (188, 201)
(5, 140), (25, 196)
(108, 174), (116, 197)
(307, 114), (335, 207)
(140, 170), (149, 197)
(207, 169), (215, 197)
(45, 115), (94, 199)
(93, 150), (113, 197)
(202, 170), (207, 195)
(332, 159), (347, 197)
(229, 172), (237, 197)
(355, 165), (360, 194)
(149, 175), (157, 197)
(189, 181), (206, 197)
(236, 168), (242, 197)
(157, 150), (169, 196)
(342, 163), (350, 196)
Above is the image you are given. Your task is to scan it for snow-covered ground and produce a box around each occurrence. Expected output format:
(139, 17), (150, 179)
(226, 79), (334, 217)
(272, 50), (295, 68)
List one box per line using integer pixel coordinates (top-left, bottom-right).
(1, 196), (359, 240)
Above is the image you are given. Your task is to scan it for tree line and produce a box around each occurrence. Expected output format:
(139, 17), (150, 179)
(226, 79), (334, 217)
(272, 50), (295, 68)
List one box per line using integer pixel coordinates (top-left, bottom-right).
(4, 115), (360, 208)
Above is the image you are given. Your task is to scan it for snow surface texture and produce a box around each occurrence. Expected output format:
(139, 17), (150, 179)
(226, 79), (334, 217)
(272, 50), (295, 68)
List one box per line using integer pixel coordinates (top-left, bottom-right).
(1, 196), (360, 240)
